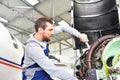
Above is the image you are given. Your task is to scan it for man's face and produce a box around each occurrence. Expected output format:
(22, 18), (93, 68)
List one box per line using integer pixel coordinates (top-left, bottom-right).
(42, 22), (54, 42)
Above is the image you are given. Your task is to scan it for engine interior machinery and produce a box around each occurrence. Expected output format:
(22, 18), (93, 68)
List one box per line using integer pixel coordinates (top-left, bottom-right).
(73, 0), (120, 80)
(75, 35), (120, 80)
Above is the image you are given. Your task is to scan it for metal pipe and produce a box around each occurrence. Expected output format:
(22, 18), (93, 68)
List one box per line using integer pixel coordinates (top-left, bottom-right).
(86, 35), (115, 69)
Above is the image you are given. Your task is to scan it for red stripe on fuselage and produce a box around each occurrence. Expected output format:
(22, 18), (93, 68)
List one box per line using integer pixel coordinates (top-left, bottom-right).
(0, 60), (22, 70)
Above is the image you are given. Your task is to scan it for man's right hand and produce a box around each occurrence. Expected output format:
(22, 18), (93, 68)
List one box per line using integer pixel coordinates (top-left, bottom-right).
(78, 33), (89, 43)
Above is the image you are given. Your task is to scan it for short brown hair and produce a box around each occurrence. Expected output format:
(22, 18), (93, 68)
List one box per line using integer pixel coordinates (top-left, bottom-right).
(34, 17), (53, 32)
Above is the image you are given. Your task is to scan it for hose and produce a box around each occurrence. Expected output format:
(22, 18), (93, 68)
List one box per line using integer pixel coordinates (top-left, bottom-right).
(86, 35), (115, 69)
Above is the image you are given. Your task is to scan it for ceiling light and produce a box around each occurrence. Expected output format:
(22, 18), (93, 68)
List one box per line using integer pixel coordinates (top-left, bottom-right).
(0, 17), (8, 23)
(24, 0), (39, 6)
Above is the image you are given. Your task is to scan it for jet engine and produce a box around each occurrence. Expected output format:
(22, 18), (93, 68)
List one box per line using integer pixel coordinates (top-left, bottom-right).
(75, 35), (120, 80)
(73, 0), (120, 49)
(73, 0), (120, 79)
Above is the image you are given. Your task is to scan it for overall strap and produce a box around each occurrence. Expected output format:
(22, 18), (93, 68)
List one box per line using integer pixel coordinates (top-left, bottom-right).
(21, 41), (50, 67)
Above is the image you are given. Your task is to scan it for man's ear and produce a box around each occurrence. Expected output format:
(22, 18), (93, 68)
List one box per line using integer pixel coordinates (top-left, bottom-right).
(38, 28), (44, 33)
(38, 28), (40, 31)
(38, 28), (43, 31)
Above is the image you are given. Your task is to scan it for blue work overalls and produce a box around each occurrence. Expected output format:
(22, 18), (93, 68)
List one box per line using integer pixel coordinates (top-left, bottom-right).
(22, 44), (53, 80)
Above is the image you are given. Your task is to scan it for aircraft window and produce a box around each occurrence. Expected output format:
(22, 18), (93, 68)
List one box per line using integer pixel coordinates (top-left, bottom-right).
(9, 33), (18, 49)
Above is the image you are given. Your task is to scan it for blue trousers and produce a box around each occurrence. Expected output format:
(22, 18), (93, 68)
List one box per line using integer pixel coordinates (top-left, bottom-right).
(22, 70), (53, 80)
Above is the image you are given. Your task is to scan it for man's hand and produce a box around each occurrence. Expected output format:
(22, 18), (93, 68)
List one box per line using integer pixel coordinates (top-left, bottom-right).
(78, 33), (89, 43)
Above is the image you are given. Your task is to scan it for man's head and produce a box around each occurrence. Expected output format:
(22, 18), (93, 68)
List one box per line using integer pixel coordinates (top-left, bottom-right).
(34, 17), (54, 42)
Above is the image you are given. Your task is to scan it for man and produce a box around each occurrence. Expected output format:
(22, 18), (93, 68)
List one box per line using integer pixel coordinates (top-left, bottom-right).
(22, 17), (88, 80)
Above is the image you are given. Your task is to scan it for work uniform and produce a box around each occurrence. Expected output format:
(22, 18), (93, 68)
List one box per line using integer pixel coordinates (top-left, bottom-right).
(22, 21), (80, 80)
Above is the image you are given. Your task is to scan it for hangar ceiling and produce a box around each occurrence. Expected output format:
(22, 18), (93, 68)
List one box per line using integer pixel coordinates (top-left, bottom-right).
(0, 0), (73, 45)
(0, 0), (120, 46)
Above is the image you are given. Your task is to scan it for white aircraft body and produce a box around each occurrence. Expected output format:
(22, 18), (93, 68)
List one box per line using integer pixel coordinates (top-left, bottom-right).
(0, 23), (24, 80)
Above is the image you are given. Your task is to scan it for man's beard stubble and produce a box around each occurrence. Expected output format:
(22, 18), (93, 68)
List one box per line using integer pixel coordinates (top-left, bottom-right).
(43, 37), (50, 42)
